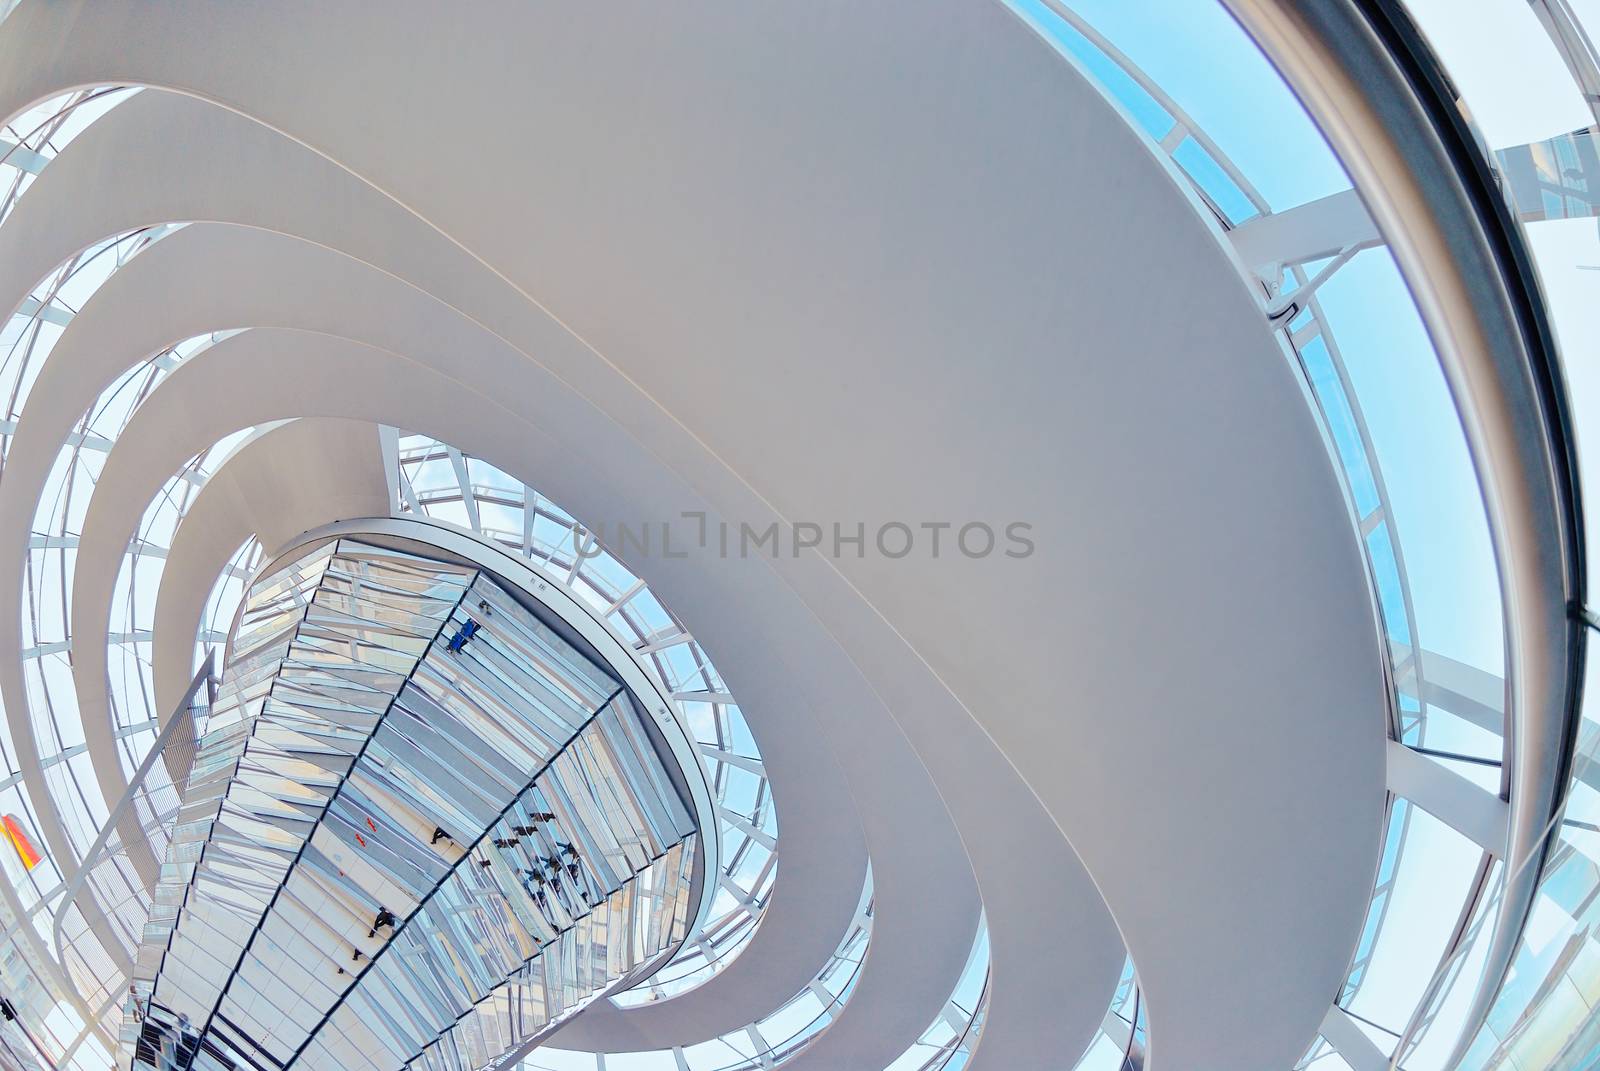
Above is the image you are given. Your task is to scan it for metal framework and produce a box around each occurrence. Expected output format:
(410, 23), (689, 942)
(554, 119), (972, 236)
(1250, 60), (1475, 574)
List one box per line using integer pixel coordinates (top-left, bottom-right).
(0, 3), (1590, 1071)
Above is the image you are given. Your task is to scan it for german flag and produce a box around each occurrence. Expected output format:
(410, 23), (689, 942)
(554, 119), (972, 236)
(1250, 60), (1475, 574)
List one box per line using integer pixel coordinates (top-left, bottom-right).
(3, 814), (41, 871)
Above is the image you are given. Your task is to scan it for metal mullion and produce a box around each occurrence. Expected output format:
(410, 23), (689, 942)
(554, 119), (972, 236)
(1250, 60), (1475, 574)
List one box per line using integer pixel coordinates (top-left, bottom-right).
(279, 684), (624, 1065)
(169, 563), (476, 1070)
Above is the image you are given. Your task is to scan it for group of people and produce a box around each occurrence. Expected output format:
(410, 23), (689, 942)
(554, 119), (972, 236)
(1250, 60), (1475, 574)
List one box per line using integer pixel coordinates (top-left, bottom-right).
(333, 827), (593, 980)
(519, 841), (594, 925)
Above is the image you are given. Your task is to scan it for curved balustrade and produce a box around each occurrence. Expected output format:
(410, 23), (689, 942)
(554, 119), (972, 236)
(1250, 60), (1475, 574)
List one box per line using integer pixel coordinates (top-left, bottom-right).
(1, 88), (287, 1027)
(1, 140), (772, 1057)
(385, 438), (1018, 1071)
(0, 88), (132, 228)
(2, 32), (1111, 1071)
(1333, 2), (1599, 1067)
(388, 433), (778, 1009)
(0, 87), (158, 1070)
(0, 5), (1589, 1071)
(1071, 961), (1144, 1071)
(524, 877), (873, 1071)
(1004, 3), (1519, 1066)
(520, 886), (996, 1071)
(26, 331), (255, 1023)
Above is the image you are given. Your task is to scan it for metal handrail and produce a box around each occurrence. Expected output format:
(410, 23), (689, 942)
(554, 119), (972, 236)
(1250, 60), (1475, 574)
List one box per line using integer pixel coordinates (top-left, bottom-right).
(1528, 0), (1600, 130)
(1216, 4), (1588, 1070)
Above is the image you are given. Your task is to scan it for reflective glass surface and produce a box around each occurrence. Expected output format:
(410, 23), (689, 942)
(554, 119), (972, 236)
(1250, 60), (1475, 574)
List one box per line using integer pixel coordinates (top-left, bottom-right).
(125, 540), (700, 1071)
(0, 5), (1585, 1070)
(390, 433), (775, 1007)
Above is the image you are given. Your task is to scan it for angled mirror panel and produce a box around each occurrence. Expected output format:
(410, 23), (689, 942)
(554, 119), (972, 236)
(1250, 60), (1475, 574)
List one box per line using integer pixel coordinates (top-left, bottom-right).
(123, 540), (702, 1071)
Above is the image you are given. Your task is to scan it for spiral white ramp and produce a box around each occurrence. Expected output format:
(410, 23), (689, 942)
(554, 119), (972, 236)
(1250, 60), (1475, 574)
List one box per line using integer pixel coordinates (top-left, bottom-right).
(0, 4), (1588, 1071)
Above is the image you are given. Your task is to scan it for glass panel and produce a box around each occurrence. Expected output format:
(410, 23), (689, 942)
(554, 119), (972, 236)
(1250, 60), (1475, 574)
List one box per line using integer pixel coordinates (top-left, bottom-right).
(128, 542), (700, 1070)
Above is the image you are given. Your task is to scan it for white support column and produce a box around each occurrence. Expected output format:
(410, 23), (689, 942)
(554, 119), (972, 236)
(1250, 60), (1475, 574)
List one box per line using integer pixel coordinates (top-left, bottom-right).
(0, 138), (49, 173)
(635, 629), (692, 655)
(602, 578), (645, 616)
(1319, 1005), (1392, 1071)
(746, 1025), (775, 1069)
(445, 444), (480, 530)
(378, 425), (402, 516)
(1100, 1007), (1132, 1052)
(718, 871), (761, 912)
(720, 807), (777, 851)
(1228, 188), (1382, 272)
(1387, 739), (1509, 856)
(521, 485), (538, 557)
(1418, 648), (1507, 736)
(699, 743), (764, 776)
(15, 294), (72, 326)
(673, 689), (737, 705)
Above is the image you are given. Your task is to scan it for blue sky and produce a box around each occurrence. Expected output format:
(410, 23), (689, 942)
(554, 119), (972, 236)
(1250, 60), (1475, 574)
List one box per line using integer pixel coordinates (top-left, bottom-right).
(1012, 0), (1505, 680)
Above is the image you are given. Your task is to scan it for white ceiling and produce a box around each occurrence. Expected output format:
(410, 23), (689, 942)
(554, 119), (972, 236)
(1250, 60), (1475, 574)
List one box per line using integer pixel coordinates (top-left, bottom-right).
(0, 3), (1389, 1068)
